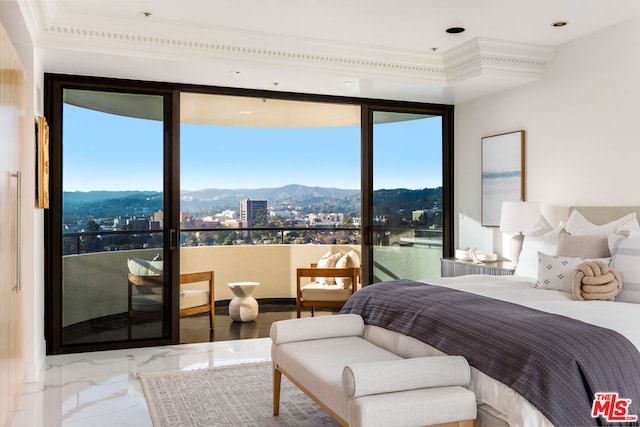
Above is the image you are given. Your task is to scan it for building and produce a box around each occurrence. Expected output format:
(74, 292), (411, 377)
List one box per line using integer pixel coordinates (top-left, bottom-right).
(239, 199), (268, 228)
(2, 1), (640, 425)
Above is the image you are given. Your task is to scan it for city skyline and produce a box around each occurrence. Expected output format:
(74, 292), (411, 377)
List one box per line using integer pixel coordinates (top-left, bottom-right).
(62, 103), (443, 192)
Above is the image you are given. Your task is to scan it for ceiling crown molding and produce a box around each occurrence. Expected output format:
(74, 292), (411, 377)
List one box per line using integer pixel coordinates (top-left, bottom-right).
(35, 22), (554, 86)
(444, 38), (554, 83)
(17, 0), (555, 101)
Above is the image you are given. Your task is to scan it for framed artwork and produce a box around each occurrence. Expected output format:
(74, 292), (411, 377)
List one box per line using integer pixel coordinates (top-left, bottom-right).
(481, 130), (525, 227)
(36, 116), (49, 209)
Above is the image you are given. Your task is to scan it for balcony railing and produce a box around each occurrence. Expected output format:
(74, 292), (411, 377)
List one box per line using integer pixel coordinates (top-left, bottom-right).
(62, 226), (361, 255)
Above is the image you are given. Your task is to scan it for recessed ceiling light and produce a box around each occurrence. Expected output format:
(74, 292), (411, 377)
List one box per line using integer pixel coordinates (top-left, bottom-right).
(552, 21), (568, 27)
(446, 27), (465, 34)
(343, 80), (357, 86)
(239, 111), (253, 115)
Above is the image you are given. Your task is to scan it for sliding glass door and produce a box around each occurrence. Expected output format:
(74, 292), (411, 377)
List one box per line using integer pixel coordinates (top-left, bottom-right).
(47, 81), (178, 353)
(45, 74), (453, 354)
(367, 110), (451, 283)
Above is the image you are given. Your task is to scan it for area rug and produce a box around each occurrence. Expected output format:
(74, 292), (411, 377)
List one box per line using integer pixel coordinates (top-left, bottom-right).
(139, 361), (340, 427)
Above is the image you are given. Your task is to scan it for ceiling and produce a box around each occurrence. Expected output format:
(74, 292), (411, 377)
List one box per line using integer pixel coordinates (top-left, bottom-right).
(16, 0), (640, 104)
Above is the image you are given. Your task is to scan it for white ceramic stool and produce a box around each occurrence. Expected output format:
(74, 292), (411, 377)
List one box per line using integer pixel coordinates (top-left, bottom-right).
(227, 281), (260, 322)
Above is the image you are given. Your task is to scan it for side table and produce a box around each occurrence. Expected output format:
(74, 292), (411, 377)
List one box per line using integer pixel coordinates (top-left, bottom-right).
(441, 258), (515, 277)
(227, 281), (260, 322)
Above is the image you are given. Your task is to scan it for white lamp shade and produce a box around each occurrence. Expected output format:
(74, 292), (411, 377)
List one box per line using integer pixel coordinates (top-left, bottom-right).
(499, 201), (540, 233)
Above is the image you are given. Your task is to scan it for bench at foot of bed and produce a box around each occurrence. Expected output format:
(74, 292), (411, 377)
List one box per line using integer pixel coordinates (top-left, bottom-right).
(270, 314), (477, 427)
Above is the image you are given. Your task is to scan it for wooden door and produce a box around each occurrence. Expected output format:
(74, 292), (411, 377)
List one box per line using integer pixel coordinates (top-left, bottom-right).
(0, 22), (25, 427)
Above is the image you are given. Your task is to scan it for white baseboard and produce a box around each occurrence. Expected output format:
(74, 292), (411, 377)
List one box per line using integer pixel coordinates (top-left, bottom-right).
(24, 339), (46, 383)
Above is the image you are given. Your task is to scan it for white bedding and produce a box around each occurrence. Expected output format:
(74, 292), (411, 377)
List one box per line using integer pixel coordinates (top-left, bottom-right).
(426, 274), (640, 351)
(370, 274), (640, 427)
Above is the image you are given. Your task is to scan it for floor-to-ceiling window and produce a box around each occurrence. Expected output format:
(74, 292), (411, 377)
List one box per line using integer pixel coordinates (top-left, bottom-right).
(46, 78), (179, 354)
(45, 75), (452, 354)
(179, 92), (361, 248)
(369, 111), (445, 282)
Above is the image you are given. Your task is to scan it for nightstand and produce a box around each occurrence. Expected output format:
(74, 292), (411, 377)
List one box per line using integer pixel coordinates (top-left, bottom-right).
(441, 257), (515, 277)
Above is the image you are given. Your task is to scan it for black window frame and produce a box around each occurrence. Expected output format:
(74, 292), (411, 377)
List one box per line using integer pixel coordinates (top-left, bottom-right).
(44, 73), (454, 354)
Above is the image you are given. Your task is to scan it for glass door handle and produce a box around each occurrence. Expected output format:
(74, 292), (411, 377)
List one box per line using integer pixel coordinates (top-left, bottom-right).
(170, 229), (177, 251)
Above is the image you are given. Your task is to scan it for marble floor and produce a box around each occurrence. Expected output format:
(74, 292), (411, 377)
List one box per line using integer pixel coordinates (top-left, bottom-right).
(11, 338), (273, 427)
(11, 306), (335, 427)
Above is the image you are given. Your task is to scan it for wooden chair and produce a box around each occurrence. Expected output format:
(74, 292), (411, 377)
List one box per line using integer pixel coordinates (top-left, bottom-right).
(127, 271), (215, 338)
(179, 271), (215, 330)
(296, 263), (360, 318)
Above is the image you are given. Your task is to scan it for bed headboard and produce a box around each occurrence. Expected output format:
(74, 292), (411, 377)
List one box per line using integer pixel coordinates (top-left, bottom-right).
(569, 206), (640, 225)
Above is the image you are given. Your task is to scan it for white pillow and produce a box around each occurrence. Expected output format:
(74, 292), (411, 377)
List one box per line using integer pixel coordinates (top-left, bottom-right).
(565, 210), (640, 236)
(315, 251), (342, 284)
(335, 250), (360, 289)
(608, 234), (640, 303)
(127, 257), (163, 276)
(533, 252), (611, 293)
(526, 214), (553, 236)
(514, 224), (564, 280)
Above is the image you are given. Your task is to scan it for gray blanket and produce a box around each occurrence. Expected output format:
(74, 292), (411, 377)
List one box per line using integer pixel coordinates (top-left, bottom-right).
(341, 280), (640, 426)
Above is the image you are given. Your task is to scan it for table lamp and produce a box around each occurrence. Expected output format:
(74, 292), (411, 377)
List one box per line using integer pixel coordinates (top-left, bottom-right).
(499, 201), (540, 265)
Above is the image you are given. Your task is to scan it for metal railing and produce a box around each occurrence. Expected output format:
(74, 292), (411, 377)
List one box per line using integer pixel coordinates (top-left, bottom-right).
(62, 226), (361, 255)
(62, 225), (443, 256)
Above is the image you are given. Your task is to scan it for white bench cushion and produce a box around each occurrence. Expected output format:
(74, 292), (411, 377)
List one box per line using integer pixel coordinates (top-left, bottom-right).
(350, 385), (477, 427)
(274, 336), (401, 421)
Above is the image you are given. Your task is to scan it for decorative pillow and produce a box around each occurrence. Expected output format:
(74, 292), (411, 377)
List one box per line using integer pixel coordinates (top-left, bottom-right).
(127, 257), (163, 276)
(315, 251), (342, 285)
(565, 210), (640, 236)
(556, 231), (610, 258)
(527, 214), (553, 236)
(335, 250), (360, 289)
(608, 235), (640, 303)
(533, 252), (611, 293)
(344, 249), (361, 267)
(127, 256), (163, 294)
(514, 224), (564, 280)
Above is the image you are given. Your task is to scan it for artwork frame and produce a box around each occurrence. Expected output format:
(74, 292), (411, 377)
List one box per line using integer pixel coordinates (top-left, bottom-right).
(481, 130), (525, 227)
(36, 115), (50, 209)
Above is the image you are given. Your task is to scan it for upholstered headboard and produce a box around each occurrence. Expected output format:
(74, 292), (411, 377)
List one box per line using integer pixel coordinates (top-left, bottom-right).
(569, 206), (640, 225)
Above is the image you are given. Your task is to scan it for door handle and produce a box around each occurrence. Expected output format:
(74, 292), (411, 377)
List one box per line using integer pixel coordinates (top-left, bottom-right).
(11, 171), (21, 292)
(170, 229), (177, 251)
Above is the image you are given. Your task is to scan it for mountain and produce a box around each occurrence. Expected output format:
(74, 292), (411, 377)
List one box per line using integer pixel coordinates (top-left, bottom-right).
(63, 191), (163, 221)
(181, 184), (358, 202)
(62, 185), (362, 220)
(179, 184), (360, 212)
(61, 185), (441, 221)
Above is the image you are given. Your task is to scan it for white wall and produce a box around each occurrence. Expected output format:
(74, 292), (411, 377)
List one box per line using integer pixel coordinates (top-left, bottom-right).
(454, 16), (640, 257)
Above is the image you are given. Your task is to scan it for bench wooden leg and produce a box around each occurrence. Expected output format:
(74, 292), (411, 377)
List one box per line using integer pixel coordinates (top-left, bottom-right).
(273, 364), (282, 416)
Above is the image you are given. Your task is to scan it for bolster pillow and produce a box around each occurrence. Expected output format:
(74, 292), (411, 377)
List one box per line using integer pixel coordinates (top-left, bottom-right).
(270, 314), (364, 345)
(342, 355), (470, 399)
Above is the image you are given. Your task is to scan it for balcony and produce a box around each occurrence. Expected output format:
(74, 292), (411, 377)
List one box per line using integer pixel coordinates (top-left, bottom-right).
(61, 228), (442, 332)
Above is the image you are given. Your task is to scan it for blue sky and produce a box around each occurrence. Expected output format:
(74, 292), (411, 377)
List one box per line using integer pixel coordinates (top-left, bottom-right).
(63, 104), (442, 192)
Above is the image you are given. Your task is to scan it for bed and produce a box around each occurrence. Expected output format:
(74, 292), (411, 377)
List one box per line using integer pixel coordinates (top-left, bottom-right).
(341, 206), (640, 427)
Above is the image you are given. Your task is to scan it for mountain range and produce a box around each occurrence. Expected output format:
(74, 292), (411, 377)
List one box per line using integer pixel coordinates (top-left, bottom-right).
(62, 184), (441, 220)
